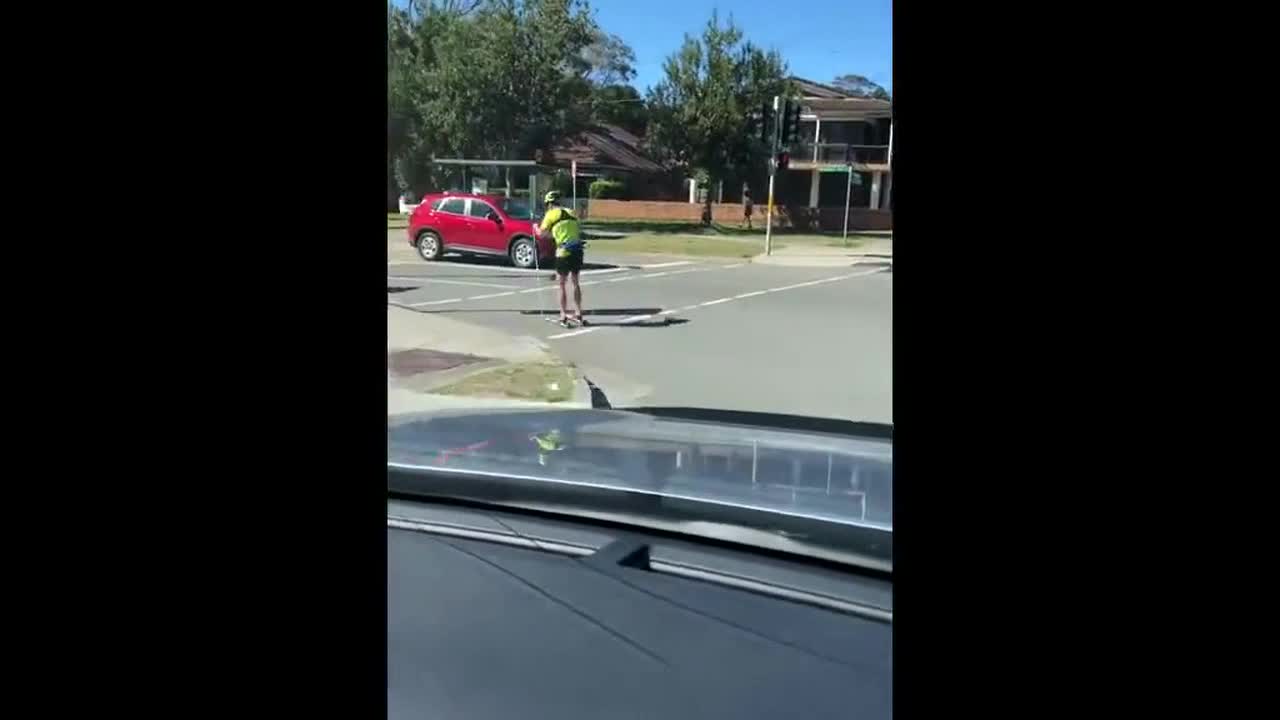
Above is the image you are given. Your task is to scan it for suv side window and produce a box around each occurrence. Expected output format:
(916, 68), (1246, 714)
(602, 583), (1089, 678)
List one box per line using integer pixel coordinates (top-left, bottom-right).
(436, 198), (465, 215)
(468, 200), (496, 218)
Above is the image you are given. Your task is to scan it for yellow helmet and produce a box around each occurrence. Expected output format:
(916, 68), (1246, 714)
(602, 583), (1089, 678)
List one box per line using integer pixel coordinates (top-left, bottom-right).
(544, 190), (560, 205)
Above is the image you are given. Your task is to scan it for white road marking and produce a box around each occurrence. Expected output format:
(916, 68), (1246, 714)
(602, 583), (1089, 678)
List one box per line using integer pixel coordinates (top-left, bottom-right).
(391, 277), (518, 289)
(639, 261), (693, 269)
(723, 263), (746, 269)
(543, 267), (887, 339)
(408, 297), (462, 306)
(468, 291), (516, 300)
(547, 327), (600, 339)
(665, 268), (704, 276)
(386, 264), (625, 276)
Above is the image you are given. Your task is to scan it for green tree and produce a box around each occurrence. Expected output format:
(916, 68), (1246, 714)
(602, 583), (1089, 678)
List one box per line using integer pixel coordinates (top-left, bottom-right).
(579, 30), (636, 86)
(590, 84), (648, 134)
(387, 0), (599, 195)
(645, 11), (789, 223)
(831, 73), (890, 100)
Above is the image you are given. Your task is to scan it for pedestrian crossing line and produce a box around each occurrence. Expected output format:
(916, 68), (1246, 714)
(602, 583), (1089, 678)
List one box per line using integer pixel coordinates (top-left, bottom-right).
(543, 267), (886, 340)
(638, 261), (693, 269)
(387, 277), (518, 289)
(546, 326), (600, 339)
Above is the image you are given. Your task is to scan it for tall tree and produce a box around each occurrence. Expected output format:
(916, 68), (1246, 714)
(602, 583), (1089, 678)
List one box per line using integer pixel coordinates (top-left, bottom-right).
(590, 84), (648, 134)
(831, 73), (890, 100)
(387, 0), (600, 194)
(645, 12), (789, 222)
(579, 30), (636, 86)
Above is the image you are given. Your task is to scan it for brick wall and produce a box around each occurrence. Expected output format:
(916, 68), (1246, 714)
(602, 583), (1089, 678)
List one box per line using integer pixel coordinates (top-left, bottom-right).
(587, 199), (892, 231)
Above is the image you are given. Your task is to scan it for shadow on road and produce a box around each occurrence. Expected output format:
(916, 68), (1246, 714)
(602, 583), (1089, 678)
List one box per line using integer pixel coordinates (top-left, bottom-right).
(437, 253), (624, 272)
(424, 308), (662, 316)
(413, 306), (691, 328)
(573, 318), (689, 329)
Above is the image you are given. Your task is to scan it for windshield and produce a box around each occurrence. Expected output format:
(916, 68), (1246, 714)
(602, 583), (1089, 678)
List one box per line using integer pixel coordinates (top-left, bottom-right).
(500, 197), (533, 220)
(388, 0), (892, 557)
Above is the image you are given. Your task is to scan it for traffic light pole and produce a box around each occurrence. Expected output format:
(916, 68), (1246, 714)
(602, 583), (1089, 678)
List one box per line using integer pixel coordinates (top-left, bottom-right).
(764, 95), (779, 256)
(842, 163), (853, 246)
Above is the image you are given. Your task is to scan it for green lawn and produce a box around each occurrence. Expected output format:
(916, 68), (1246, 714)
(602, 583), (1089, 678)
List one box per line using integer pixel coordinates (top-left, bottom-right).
(388, 212), (408, 229)
(433, 362), (576, 403)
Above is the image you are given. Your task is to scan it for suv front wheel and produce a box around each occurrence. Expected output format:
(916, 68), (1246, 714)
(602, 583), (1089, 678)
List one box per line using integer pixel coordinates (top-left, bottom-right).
(509, 237), (537, 269)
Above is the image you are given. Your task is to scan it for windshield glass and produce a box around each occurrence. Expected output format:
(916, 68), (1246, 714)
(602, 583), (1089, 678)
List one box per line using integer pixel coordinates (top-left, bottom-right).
(388, 0), (892, 553)
(501, 197), (533, 220)
(389, 409), (891, 531)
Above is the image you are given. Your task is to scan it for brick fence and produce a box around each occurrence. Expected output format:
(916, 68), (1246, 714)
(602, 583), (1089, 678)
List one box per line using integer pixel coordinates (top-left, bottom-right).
(586, 199), (891, 231)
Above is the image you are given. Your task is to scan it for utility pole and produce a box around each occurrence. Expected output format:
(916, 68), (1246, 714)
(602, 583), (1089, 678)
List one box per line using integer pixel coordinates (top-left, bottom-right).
(765, 95), (779, 256)
(843, 145), (853, 245)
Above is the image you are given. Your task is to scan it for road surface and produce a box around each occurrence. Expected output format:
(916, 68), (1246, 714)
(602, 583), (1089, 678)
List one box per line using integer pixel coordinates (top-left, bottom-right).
(388, 249), (892, 424)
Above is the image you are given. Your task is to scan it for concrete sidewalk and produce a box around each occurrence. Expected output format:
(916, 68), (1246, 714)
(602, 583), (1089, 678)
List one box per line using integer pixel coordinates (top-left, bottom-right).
(387, 305), (592, 415)
(752, 235), (893, 268)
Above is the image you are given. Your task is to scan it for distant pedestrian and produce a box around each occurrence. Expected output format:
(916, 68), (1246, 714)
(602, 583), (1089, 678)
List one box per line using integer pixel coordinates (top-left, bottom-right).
(539, 190), (587, 328)
(742, 187), (754, 229)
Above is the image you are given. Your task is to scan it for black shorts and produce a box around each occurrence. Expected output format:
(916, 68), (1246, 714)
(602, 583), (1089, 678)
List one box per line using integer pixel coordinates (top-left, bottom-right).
(555, 250), (584, 275)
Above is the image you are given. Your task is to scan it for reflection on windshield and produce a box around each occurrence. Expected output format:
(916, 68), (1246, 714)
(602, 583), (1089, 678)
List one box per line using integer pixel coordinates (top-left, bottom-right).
(387, 410), (892, 531)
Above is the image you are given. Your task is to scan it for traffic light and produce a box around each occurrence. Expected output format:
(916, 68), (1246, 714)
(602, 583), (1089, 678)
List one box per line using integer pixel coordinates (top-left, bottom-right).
(780, 99), (803, 146)
(775, 151), (790, 171)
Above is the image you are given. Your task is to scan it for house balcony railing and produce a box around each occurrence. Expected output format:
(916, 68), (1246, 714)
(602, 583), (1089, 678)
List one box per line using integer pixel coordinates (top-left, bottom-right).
(790, 142), (890, 166)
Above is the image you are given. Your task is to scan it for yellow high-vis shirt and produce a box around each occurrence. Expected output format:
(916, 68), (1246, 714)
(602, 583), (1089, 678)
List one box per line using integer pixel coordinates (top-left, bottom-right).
(539, 206), (582, 258)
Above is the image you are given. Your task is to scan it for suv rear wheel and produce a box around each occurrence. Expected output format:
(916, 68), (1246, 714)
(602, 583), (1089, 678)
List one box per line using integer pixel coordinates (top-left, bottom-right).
(416, 230), (443, 261)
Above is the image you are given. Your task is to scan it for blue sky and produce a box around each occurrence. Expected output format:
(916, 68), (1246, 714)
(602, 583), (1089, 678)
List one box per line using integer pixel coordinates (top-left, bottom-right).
(593, 0), (892, 94)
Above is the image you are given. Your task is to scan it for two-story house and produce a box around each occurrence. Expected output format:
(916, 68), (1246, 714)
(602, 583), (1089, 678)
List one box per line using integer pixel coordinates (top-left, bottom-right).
(769, 77), (892, 229)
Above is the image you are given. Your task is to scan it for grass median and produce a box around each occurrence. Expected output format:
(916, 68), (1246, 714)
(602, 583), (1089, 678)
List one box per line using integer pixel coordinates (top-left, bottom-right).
(433, 362), (577, 403)
(388, 212), (408, 229)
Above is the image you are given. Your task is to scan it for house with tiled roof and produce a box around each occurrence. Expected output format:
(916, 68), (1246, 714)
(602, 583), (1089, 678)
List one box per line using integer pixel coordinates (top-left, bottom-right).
(781, 76), (893, 214)
(549, 124), (681, 200)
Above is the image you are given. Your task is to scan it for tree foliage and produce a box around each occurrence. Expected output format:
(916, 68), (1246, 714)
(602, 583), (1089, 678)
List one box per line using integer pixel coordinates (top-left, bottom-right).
(579, 30), (636, 86)
(387, 0), (598, 195)
(644, 12), (789, 220)
(590, 84), (648, 135)
(831, 73), (890, 100)
(588, 178), (626, 199)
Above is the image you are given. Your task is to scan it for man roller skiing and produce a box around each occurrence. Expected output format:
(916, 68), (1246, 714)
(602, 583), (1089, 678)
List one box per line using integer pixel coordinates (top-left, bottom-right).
(538, 190), (587, 328)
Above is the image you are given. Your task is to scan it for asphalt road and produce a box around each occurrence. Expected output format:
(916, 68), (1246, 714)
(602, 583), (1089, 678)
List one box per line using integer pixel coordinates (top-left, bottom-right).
(388, 248), (892, 424)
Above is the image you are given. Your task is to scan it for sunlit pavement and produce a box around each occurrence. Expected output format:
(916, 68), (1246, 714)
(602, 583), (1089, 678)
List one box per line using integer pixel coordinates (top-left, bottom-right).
(387, 250), (892, 424)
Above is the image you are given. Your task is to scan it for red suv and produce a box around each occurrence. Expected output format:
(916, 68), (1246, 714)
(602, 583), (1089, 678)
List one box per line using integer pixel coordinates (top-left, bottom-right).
(407, 193), (553, 269)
